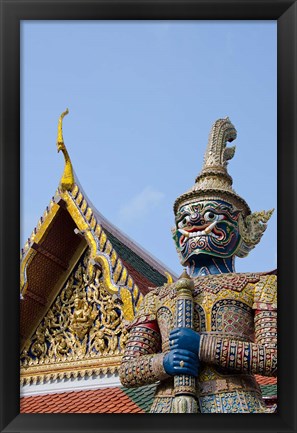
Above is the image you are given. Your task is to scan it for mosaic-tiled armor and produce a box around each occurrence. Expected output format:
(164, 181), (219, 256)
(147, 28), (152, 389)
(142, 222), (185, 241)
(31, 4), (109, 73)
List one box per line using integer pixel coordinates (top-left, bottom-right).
(119, 118), (277, 413)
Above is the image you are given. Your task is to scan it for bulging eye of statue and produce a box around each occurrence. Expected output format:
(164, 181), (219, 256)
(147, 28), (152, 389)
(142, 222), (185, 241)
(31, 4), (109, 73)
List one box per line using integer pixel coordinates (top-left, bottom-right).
(177, 216), (190, 228)
(204, 211), (224, 222)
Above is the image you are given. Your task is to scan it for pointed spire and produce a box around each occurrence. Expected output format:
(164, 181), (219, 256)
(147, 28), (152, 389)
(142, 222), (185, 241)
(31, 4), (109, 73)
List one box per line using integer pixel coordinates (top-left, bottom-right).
(175, 268), (194, 292)
(173, 118), (250, 216)
(173, 118), (273, 258)
(179, 269), (191, 280)
(56, 108), (74, 191)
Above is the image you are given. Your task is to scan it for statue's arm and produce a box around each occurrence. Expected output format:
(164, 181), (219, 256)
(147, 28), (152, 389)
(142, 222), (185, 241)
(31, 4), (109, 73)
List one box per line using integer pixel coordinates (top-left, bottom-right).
(199, 275), (277, 377)
(119, 290), (169, 387)
(119, 320), (169, 387)
(199, 310), (277, 376)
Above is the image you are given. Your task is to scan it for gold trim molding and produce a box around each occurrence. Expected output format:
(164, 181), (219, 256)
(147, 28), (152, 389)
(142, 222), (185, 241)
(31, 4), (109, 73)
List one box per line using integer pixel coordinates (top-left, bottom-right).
(20, 355), (122, 386)
(20, 200), (60, 297)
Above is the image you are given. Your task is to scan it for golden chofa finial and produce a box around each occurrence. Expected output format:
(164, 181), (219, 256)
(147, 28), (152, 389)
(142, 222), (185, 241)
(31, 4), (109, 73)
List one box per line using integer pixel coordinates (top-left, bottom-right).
(56, 108), (74, 191)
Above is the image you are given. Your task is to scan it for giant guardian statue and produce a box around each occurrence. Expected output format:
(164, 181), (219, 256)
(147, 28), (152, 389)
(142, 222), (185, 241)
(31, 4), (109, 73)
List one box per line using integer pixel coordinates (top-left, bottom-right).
(119, 118), (277, 413)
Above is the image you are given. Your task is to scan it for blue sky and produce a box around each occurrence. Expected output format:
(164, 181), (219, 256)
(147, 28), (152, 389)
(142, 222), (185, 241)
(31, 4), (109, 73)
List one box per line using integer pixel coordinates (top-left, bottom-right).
(21, 21), (277, 275)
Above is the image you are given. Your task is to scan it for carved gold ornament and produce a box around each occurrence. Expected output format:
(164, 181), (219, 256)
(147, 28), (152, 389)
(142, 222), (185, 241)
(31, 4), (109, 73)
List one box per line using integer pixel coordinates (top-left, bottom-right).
(20, 250), (130, 385)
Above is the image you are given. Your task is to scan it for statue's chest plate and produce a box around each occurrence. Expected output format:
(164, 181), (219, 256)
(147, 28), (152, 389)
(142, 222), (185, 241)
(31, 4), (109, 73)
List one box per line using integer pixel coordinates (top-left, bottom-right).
(193, 291), (254, 338)
(156, 274), (259, 341)
(156, 287), (176, 346)
(156, 273), (259, 342)
(193, 273), (259, 338)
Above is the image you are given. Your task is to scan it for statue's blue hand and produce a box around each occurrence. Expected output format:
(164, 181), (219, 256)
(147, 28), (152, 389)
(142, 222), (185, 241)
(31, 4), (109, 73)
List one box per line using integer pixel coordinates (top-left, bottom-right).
(163, 349), (199, 377)
(169, 327), (201, 354)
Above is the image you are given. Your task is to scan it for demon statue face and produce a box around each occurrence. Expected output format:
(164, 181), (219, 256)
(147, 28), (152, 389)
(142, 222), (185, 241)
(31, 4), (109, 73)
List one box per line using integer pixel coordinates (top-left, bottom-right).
(173, 200), (241, 265)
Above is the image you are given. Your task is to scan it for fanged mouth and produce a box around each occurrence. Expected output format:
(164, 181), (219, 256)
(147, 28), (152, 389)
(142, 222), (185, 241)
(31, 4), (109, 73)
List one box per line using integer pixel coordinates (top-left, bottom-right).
(178, 221), (223, 244)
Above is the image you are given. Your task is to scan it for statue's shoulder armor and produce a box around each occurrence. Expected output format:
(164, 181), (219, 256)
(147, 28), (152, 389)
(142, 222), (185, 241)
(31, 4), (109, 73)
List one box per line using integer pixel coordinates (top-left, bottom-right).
(158, 282), (176, 299)
(253, 272), (277, 310)
(194, 272), (261, 294)
(126, 285), (164, 329)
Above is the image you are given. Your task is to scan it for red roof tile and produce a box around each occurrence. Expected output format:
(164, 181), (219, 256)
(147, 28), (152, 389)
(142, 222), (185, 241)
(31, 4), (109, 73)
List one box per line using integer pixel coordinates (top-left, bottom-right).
(20, 387), (144, 414)
(21, 377), (277, 413)
(254, 375), (277, 386)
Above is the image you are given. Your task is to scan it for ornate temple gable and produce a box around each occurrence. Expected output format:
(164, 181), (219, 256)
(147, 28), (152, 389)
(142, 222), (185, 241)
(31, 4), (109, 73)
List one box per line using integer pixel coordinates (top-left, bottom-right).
(20, 176), (174, 351)
(20, 109), (176, 384)
(19, 176), (149, 353)
(20, 197), (87, 350)
(20, 249), (129, 385)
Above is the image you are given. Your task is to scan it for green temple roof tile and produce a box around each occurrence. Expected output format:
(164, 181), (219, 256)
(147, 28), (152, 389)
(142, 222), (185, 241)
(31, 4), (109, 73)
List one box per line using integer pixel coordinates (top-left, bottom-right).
(122, 382), (277, 413)
(260, 384), (277, 397)
(121, 383), (157, 413)
(104, 229), (167, 287)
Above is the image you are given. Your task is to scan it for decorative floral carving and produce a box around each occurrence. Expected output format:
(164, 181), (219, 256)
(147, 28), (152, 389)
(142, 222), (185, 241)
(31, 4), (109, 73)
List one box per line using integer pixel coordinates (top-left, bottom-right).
(20, 249), (128, 383)
(69, 295), (97, 340)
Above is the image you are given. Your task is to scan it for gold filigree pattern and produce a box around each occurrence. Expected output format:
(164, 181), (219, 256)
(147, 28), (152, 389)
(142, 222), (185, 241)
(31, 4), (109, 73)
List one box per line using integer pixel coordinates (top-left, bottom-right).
(20, 110), (144, 320)
(20, 250), (129, 385)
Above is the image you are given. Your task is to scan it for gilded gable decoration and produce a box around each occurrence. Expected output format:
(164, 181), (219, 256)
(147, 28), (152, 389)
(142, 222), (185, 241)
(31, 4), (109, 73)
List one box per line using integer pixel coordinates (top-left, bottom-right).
(20, 250), (129, 385)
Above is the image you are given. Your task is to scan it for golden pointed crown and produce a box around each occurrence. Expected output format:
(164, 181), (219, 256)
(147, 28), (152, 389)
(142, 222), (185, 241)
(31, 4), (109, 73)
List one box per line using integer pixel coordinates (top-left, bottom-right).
(173, 117), (250, 216)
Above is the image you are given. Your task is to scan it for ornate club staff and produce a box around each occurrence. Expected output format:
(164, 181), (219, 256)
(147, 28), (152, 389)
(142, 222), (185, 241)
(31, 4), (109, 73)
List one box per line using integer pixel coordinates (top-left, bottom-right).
(172, 271), (198, 413)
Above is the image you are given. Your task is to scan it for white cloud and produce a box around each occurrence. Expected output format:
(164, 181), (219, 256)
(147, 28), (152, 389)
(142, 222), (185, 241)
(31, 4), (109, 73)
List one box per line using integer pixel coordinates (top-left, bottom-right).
(119, 186), (164, 222)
